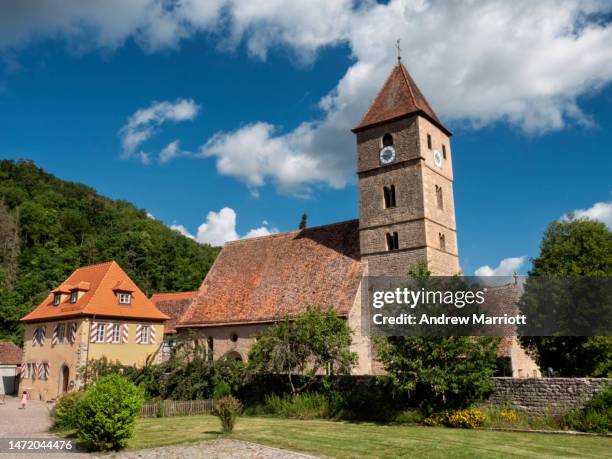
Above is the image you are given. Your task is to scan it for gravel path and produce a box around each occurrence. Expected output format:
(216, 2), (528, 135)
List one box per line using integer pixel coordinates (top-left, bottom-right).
(109, 439), (320, 459)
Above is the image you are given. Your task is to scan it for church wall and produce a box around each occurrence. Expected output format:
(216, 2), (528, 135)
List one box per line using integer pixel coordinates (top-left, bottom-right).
(362, 247), (428, 277)
(421, 166), (457, 231)
(416, 117), (454, 180)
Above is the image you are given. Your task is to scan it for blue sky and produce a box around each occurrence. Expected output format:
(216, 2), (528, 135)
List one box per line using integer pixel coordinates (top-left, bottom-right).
(1, 1), (611, 276)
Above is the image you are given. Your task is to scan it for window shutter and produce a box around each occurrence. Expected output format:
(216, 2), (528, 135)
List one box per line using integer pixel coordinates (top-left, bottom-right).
(106, 323), (114, 343)
(32, 328), (38, 347)
(36, 362), (42, 380)
(90, 322), (98, 343)
(122, 323), (129, 344)
(135, 324), (142, 344)
(69, 322), (77, 344)
(40, 326), (46, 345)
(52, 325), (58, 346)
(150, 325), (156, 345)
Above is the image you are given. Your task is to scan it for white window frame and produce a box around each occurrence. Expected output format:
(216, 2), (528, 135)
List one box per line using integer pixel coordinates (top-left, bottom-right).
(141, 325), (150, 344)
(70, 291), (78, 303)
(118, 292), (132, 304)
(96, 323), (105, 343)
(53, 293), (61, 305)
(57, 323), (65, 344)
(112, 324), (121, 343)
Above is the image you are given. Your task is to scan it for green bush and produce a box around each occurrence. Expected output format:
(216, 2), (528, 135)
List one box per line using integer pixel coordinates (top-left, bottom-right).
(392, 409), (424, 424)
(53, 391), (84, 429)
(563, 385), (612, 433)
(262, 393), (331, 419)
(213, 396), (243, 433)
(75, 375), (144, 451)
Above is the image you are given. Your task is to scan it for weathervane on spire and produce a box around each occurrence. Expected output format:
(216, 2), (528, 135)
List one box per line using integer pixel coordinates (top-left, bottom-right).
(396, 39), (401, 64)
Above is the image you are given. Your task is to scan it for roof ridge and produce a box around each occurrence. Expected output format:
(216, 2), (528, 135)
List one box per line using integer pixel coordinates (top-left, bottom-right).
(224, 219), (359, 246)
(151, 291), (197, 297)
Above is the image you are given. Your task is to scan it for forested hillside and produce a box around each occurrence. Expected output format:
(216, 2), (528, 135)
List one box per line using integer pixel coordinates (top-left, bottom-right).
(0, 160), (219, 345)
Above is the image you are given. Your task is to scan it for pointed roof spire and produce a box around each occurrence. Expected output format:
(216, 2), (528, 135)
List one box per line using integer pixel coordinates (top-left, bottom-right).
(352, 62), (451, 136)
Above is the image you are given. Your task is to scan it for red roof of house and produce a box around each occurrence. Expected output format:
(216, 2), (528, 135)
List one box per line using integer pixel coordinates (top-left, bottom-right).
(150, 292), (197, 334)
(21, 261), (170, 323)
(178, 220), (363, 327)
(0, 341), (23, 365)
(352, 63), (451, 136)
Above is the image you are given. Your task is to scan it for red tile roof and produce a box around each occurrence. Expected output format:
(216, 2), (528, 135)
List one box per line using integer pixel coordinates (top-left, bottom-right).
(0, 341), (22, 365)
(178, 220), (363, 327)
(150, 292), (197, 334)
(21, 261), (170, 323)
(352, 63), (451, 136)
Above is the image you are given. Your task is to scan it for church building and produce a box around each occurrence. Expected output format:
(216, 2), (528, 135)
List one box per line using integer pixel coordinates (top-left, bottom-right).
(176, 62), (539, 377)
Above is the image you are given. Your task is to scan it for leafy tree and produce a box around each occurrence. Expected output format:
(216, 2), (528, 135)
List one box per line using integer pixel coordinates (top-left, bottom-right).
(519, 218), (612, 376)
(298, 213), (308, 230)
(374, 261), (500, 413)
(0, 160), (220, 345)
(248, 305), (356, 394)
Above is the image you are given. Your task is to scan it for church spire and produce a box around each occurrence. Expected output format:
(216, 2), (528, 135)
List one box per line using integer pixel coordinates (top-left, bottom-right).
(352, 62), (451, 136)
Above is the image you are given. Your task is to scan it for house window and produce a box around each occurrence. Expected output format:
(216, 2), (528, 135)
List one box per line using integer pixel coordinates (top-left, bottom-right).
(427, 133), (432, 149)
(382, 132), (394, 147)
(53, 293), (61, 306)
(96, 323), (105, 343)
(27, 363), (37, 380)
(70, 291), (78, 303)
(386, 232), (399, 251)
(112, 324), (121, 343)
(207, 337), (214, 361)
(118, 292), (132, 304)
(383, 185), (397, 209)
(442, 145), (447, 159)
(439, 233), (446, 251)
(435, 185), (444, 210)
(41, 362), (49, 380)
(141, 325), (150, 344)
(57, 323), (65, 344)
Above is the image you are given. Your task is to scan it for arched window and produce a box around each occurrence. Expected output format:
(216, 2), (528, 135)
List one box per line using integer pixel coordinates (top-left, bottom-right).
(382, 133), (394, 147)
(439, 233), (446, 251)
(435, 185), (443, 210)
(383, 185), (396, 208)
(386, 232), (399, 251)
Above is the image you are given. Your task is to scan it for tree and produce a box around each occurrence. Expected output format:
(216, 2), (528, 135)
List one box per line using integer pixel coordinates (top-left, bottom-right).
(374, 262), (500, 413)
(298, 213), (308, 230)
(519, 217), (612, 377)
(248, 305), (356, 393)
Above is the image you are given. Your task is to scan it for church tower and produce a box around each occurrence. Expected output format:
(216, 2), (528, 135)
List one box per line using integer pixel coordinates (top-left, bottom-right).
(352, 63), (460, 276)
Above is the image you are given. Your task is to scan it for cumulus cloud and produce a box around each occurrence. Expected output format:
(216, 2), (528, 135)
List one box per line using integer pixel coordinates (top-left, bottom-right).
(172, 207), (278, 246)
(119, 99), (199, 163)
(562, 200), (612, 229)
(4, 1), (612, 192)
(475, 256), (526, 277)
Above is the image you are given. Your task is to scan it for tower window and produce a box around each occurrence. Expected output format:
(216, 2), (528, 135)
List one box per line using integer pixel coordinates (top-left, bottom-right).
(383, 185), (397, 208)
(427, 133), (432, 149)
(435, 185), (444, 210)
(382, 133), (394, 147)
(439, 233), (446, 251)
(386, 232), (399, 251)
(442, 145), (447, 159)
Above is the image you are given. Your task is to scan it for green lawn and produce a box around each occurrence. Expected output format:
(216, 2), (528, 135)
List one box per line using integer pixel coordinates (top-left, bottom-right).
(128, 415), (612, 458)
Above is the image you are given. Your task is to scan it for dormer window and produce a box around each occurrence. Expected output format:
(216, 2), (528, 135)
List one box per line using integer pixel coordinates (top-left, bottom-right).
(53, 293), (61, 306)
(70, 291), (78, 304)
(118, 292), (132, 304)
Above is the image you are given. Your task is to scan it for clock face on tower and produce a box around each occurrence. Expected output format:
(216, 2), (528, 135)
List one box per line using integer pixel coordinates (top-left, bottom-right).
(379, 145), (396, 165)
(433, 149), (443, 168)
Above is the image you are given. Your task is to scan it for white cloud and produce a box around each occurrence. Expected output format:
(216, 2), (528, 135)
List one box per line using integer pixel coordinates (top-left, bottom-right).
(172, 207), (278, 246)
(563, 200), (612, 229)
(4, 1), (612, 192)
(119, 99), (199, 163)
(475, 256), (526, 277)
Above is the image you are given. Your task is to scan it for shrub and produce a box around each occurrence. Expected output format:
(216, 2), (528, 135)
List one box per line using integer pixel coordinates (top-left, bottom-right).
(53, 391), (84, 429)
(562, 385), (611, 433)
(393, 409), (424, 424)
(262, 392), (330, 419)
(213, 396), (243, 433)
(75, 375), (144, 451)
(424, 409), (487, 429)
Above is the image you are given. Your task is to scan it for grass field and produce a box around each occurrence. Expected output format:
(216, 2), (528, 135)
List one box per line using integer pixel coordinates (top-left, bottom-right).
(128, 415), (612, 458)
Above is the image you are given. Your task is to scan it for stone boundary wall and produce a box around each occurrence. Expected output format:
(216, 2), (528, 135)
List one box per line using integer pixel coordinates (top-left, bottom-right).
(488, 377), (611, 414)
